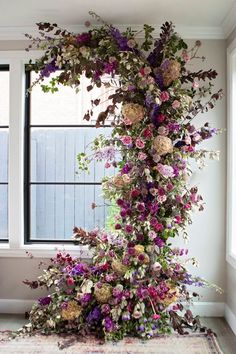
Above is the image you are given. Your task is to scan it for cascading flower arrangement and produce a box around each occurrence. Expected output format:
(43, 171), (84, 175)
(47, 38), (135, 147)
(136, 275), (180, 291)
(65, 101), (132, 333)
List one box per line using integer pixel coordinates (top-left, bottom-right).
(21, 12), (223, 341)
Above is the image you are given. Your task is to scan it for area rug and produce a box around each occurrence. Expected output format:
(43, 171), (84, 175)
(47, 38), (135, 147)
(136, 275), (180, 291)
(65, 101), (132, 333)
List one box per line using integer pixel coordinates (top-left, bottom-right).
(0, 333), (223, 354)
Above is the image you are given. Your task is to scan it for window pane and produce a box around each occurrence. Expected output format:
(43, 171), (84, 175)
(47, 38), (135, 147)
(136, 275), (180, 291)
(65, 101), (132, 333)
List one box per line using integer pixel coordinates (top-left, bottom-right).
(0, 70), (9, 125)
(30, 184), (107, 240)
(30, 72), (117, 125)
(0, 185), (8, 239)
(0, 129), (8, 182)
(30, 127), (115, 183)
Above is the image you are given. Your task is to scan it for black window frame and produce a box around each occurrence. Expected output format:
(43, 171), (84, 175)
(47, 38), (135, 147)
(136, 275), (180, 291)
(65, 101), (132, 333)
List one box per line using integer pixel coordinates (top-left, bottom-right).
(24, 68), (111, 244)
(0, 64), (10, 243)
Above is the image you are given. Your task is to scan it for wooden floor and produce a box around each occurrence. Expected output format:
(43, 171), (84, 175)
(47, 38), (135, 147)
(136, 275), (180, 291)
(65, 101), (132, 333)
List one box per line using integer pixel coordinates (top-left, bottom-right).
(0, 315), (235, 353)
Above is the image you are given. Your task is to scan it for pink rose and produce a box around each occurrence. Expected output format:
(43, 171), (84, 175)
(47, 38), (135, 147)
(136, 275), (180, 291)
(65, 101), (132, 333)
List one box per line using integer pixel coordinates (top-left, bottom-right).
(172, 100), (181, 109)
(160, 91), (170, 102)
(135, 138), (145, 149)
(138, 152), (147, 160)
(121, 135), (132, 145)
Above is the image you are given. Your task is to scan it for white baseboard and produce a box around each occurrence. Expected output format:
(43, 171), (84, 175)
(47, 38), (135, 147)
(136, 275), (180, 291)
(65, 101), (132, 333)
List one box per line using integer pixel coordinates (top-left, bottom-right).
(189, 302), (225, 317)
(0, 299), (35, 314)
(225, 304), (236, 335)
(0, 299), (225, 316)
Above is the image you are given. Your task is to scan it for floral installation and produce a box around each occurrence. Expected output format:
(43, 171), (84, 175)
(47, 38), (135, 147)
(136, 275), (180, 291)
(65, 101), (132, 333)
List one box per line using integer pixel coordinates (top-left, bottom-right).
(21, 12), (223, 342)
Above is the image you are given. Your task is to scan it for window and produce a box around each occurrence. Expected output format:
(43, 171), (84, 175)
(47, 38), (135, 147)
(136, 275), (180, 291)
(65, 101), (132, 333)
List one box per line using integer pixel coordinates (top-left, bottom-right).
(25, 71), (115, 242)
(0, 52), (116, 257)
(227, 38), (236, 269)
(0, 65), (9, 241)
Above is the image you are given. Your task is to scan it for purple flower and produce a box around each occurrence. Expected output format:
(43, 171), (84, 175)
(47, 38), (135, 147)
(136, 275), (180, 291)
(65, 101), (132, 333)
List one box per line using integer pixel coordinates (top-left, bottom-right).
(38, 296), (52, 306)
(40, 60), (58, 78)
(87, 306), (101, 324)
(104, 316), (115, 332)
(121, 163), (132, 174)
(138, 325), (145, 332)
(80, 293), (92, 305)
(110, 28), (129, 51)
(154, 237), (165, 247)
(71, 263), (88, 276)
(104, 61), (117, 75)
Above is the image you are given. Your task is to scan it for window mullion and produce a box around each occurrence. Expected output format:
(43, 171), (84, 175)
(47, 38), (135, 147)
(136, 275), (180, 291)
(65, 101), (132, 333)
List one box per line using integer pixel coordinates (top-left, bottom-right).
(8, 59), (25, 249)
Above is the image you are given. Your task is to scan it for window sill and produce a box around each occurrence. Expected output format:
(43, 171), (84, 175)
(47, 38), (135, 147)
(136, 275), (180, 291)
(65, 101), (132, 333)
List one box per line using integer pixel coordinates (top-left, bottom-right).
(226, 253), (236, 270)
(0, 244), (92, 258)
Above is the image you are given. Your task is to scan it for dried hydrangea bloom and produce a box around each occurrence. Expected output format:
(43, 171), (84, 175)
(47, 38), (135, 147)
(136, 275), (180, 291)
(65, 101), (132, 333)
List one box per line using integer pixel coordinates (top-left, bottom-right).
(162, 59), (181, 87)
(61, 301), (82, 321)
(122, 103), (145, 124)
(111, 259), (128, 275)
(94, 283), (112, 303)
(153, 135), (173, 156)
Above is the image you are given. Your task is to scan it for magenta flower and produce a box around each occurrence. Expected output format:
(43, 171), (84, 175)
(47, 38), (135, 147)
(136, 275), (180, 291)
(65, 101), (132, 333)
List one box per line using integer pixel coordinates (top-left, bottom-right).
(125, 225), (133, 234)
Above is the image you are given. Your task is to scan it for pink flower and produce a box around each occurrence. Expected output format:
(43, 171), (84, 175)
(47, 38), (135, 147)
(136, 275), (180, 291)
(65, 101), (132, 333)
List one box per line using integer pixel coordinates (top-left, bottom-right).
(185, 136), (191, 145)
(154, 223), (163, 232)
(157, 163), (175, 178)
(152, 314), (161, 320)
(105, 162), (111, 168)
(138, 152), (147, 160)
(192, 81), (199, 88)
(172, 100), (181, 109)
(135, 138), (145, 149)
(121, 135), (132, 145)
(160, 91), (170, 102)
(175, 215), (182, 224)
(148, 230), (157, 239)
(184, 203), (191, 210)
(190, 193), (197, 203)
(182, 50), (190, 63)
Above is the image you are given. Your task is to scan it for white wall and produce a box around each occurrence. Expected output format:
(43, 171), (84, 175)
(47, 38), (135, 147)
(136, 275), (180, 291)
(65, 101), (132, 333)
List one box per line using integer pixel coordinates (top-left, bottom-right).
(225, 30), (236, 330)
(0, 39), (227, 312)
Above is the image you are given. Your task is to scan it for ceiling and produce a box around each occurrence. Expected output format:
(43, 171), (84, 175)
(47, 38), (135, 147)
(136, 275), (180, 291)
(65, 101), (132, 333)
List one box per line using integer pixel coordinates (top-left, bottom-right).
(0, 0), (236, 39)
